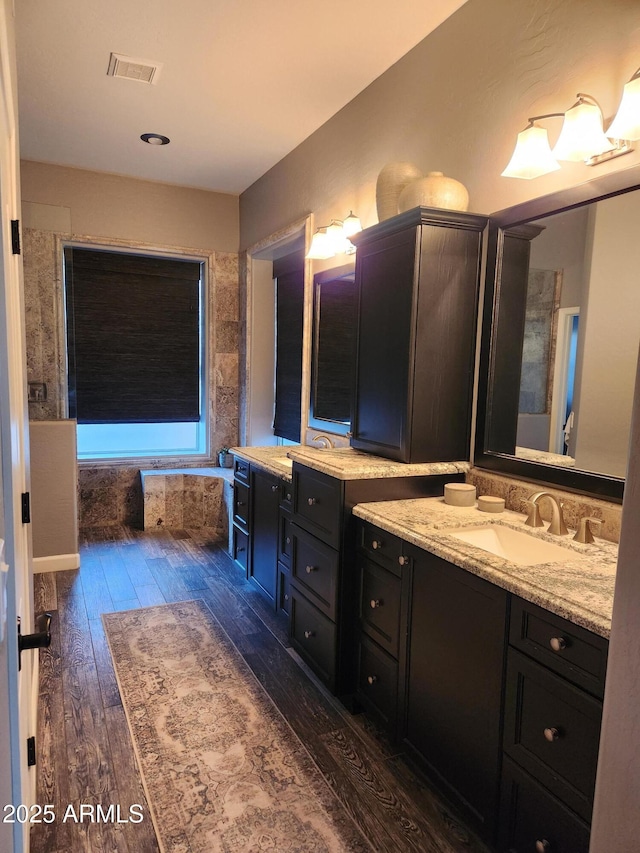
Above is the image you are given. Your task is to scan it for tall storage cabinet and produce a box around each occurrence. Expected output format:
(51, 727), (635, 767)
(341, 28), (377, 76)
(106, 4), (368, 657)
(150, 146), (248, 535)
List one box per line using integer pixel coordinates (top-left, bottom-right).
(351, 207), (488, 463)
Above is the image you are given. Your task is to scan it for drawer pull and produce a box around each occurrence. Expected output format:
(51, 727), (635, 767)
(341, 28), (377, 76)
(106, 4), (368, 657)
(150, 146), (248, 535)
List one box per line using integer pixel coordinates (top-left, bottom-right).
(550, 636), (567, 652)
(237, 501), (246, 507)
(371, 539), (382, 550)
(285, 536), (291, 544)
(398, 555), (410, 566)
(284, 594), (289, 601)
(366, 675), (377, 685)
(543, 727), (560, 742)
(304, 630), (315, 639)
(370, 599), (381, 609)
(271, 484), (279, 492)
(307, 497), (317, 506)
(237, 546), (245, 553)
(305, 565), (317, 574)
(535, 841), (551, 853)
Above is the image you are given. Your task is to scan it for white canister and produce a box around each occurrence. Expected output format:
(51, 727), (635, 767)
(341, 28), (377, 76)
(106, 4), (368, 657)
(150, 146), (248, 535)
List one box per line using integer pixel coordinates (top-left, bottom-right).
(444, 482), (477, 507)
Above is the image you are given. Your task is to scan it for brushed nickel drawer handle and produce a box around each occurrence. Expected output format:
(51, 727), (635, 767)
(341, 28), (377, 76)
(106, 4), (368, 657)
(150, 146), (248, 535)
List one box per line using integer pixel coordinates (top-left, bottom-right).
(271, 484), (279, 492)
(535, 841), (551, 853)
(284, 594), (289, 601)
(543, 727), (560, 742)
(372, 539), (382, 550)
(398, 555), (410, 566)
(305, 565), (316, 574)
(307, 497), (317, 506)
(285, 536), (291, 544)
(304, 630), (314, 639)
(370, 599), (381, 609)
(550, 636), (567, 652)
(367, 675), (377, 685)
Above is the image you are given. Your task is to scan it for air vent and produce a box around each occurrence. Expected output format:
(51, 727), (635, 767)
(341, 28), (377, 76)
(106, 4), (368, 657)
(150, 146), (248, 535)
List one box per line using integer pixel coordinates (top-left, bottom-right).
(107, 53), (162, 85)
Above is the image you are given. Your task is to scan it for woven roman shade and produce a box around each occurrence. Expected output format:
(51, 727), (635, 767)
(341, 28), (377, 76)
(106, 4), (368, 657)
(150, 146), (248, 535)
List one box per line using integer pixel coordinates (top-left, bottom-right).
(272, 250), (304, 442)
(64, 247), (202, 423)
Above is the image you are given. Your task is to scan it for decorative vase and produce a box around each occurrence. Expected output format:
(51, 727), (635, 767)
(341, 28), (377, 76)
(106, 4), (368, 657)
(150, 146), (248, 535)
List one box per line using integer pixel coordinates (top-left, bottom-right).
(397, 171), (469, 213)
(375, 161), (423, 221)
(218, 451), (233, 468)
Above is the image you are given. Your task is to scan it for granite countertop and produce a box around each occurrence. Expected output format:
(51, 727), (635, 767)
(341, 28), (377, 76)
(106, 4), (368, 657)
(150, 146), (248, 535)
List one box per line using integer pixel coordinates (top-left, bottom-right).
(230, 446), (295, 482)
(352, 497), (618, 638)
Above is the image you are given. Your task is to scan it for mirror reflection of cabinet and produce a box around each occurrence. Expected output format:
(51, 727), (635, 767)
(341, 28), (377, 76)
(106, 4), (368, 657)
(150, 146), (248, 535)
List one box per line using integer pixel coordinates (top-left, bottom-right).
(309, 264), (356, 435)
(477, 166), (640, 501)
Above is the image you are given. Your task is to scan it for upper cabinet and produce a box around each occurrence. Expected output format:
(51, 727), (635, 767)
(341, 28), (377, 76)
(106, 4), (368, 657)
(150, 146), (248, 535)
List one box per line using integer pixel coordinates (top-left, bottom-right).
(350, 207), (488, 463)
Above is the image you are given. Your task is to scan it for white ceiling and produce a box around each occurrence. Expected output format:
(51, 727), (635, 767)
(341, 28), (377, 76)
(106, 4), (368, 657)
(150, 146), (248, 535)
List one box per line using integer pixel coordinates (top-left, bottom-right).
(15, 0), (467, 195)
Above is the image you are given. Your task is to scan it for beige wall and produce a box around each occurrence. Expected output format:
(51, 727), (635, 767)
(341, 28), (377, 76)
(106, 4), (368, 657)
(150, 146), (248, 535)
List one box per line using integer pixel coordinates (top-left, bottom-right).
(22, 160), (239, 253)
(239, 0), (640, 250)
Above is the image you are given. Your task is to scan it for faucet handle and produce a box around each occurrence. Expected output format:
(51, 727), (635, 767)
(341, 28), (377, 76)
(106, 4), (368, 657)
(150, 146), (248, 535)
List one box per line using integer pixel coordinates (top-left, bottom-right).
(573, 516), (601, 544)
(524, 501), (544, 528)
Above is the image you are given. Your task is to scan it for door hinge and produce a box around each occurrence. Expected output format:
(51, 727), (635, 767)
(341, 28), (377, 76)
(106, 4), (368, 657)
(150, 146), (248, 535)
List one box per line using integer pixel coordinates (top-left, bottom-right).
(11, 219), (20, 255)
(21, 492), (31, 524)
(27, 736), (36, 767)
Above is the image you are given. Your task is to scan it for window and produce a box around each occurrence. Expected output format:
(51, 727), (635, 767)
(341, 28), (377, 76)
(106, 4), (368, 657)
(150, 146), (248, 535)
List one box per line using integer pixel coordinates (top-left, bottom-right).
(63, 246), (207, 460)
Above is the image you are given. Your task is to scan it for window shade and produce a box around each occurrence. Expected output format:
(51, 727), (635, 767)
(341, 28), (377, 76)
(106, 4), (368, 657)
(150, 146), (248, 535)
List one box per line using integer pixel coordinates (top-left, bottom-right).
(273, 251), (304, 442)
(64, 247), (201, 424)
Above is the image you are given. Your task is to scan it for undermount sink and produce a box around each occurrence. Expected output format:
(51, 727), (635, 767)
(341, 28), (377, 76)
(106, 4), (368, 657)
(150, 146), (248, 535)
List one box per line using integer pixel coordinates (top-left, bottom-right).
(441, 524), (573, 566)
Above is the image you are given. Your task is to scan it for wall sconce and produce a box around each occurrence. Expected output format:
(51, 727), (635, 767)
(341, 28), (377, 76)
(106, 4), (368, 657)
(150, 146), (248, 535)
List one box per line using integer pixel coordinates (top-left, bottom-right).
(307, 211), (362, 259)
(502, 84), (637, 179)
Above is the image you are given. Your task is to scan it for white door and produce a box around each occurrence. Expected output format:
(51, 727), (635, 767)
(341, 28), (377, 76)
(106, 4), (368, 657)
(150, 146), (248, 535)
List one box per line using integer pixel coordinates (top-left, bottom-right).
(0, 1), (36, 851)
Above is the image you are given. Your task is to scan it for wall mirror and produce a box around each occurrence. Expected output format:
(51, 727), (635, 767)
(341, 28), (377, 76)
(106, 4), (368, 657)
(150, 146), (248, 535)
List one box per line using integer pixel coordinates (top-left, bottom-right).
(309, 263), (356, 435)
(476, 165), (640, 501)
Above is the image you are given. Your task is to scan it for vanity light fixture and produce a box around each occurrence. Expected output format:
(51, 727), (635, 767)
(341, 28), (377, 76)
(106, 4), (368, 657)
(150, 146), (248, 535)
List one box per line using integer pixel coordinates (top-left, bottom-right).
(306, 211), (362, 259)
(606, 67), (640, 140)
(503, 87), (637, 179)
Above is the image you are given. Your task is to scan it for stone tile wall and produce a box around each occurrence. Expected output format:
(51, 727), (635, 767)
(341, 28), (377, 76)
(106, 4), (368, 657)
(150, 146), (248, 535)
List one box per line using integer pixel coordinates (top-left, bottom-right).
(24, 228), (241, 528)
(467, 468), (622, 544)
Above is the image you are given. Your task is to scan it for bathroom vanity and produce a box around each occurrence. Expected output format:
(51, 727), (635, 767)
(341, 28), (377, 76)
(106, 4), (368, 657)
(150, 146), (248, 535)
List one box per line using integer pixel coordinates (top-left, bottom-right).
(352, 497), (615, 850)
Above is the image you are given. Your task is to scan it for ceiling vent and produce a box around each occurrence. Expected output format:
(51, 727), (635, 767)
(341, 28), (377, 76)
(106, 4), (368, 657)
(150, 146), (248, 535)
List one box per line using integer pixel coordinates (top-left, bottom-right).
(107, 53), (162, 85)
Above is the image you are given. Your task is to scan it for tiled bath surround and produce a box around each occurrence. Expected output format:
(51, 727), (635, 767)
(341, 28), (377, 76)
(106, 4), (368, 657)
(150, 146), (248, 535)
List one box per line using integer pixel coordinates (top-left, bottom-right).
(23, 228), (241, 528)
(466, 468), (622, 544)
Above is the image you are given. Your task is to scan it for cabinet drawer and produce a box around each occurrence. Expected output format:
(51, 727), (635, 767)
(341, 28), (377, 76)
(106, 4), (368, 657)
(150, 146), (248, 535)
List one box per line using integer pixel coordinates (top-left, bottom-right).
(499, 757), (590, 853)
(510, 598), (608, 698)
(293, 464), (342, 548)
(359, 556), (402, 658)
(278, 562), (290, 615)
(358, 521), (403, 576)
(291, 524), (338, 619)
(504, 650), (602, 821)
(357, 634), (398, 730)
(233, 457), (250, 484)
(233, 481), (250, 531)
(290, 590), (336, 687)
(232, 526), (249, 574)
(278, 511), (293, 567)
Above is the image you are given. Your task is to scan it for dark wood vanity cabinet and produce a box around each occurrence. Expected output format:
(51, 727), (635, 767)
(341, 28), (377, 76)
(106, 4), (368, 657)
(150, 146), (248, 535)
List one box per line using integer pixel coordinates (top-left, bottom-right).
(498, 599), (608, 853)
(232, 460), (291, 614)
(354, 520), (609, 851)
(350, 207), (488, 463)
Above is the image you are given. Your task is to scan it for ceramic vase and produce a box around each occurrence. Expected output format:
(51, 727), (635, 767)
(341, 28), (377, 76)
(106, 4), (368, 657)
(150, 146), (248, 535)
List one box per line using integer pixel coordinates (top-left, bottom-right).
(375, 161), (423, 221)
(397, 171), (469, 213)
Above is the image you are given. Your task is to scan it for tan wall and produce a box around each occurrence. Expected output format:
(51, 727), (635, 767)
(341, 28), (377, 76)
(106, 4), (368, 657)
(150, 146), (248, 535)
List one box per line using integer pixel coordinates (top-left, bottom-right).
(239, 0), (640, 250)
(22, 160), (239, 253)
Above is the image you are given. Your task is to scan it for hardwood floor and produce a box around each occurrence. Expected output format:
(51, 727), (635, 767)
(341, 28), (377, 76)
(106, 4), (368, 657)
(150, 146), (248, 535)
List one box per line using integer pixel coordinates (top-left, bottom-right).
(31, 526), (491, 853)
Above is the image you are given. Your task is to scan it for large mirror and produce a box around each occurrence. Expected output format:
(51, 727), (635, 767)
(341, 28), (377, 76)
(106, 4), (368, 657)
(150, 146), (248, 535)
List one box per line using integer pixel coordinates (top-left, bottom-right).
(309, 263), (356, 435)
(476, 166), (640, 501)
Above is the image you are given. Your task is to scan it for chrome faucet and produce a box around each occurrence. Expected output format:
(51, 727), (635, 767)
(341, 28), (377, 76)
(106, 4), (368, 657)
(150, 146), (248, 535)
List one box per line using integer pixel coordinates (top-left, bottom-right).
(311, 433), (335, 449)
(525, 491), (569, 536)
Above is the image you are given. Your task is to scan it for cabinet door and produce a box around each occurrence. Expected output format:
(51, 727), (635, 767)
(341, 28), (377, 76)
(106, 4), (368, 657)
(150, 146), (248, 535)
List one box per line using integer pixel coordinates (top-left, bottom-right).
(404, 547), (507, 840)
(249, 469), (281, 606)
(352, 227), (417, 459)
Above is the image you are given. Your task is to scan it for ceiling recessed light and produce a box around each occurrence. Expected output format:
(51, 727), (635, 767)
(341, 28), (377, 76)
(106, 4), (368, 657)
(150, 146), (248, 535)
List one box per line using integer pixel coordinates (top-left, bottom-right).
(140, 133), (170, 146)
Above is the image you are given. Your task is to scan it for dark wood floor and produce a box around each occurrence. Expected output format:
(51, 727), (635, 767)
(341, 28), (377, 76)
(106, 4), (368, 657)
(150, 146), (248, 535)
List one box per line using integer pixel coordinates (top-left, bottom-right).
(32, 526), (490, 853)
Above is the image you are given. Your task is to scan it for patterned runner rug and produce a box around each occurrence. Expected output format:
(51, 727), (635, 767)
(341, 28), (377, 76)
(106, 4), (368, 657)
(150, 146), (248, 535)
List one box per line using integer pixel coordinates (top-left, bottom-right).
(103, 600), (366, 852)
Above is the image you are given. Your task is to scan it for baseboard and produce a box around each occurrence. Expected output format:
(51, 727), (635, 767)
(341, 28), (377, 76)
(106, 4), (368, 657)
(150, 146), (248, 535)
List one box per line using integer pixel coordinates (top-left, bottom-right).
(33, 552), (80, 573)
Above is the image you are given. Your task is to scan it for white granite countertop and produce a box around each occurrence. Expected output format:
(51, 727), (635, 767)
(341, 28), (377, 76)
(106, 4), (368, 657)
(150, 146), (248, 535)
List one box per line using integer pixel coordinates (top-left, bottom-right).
(230, 446), (295, 482)
(231, 445), (470, 483)
(353, 497), (618, 638)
